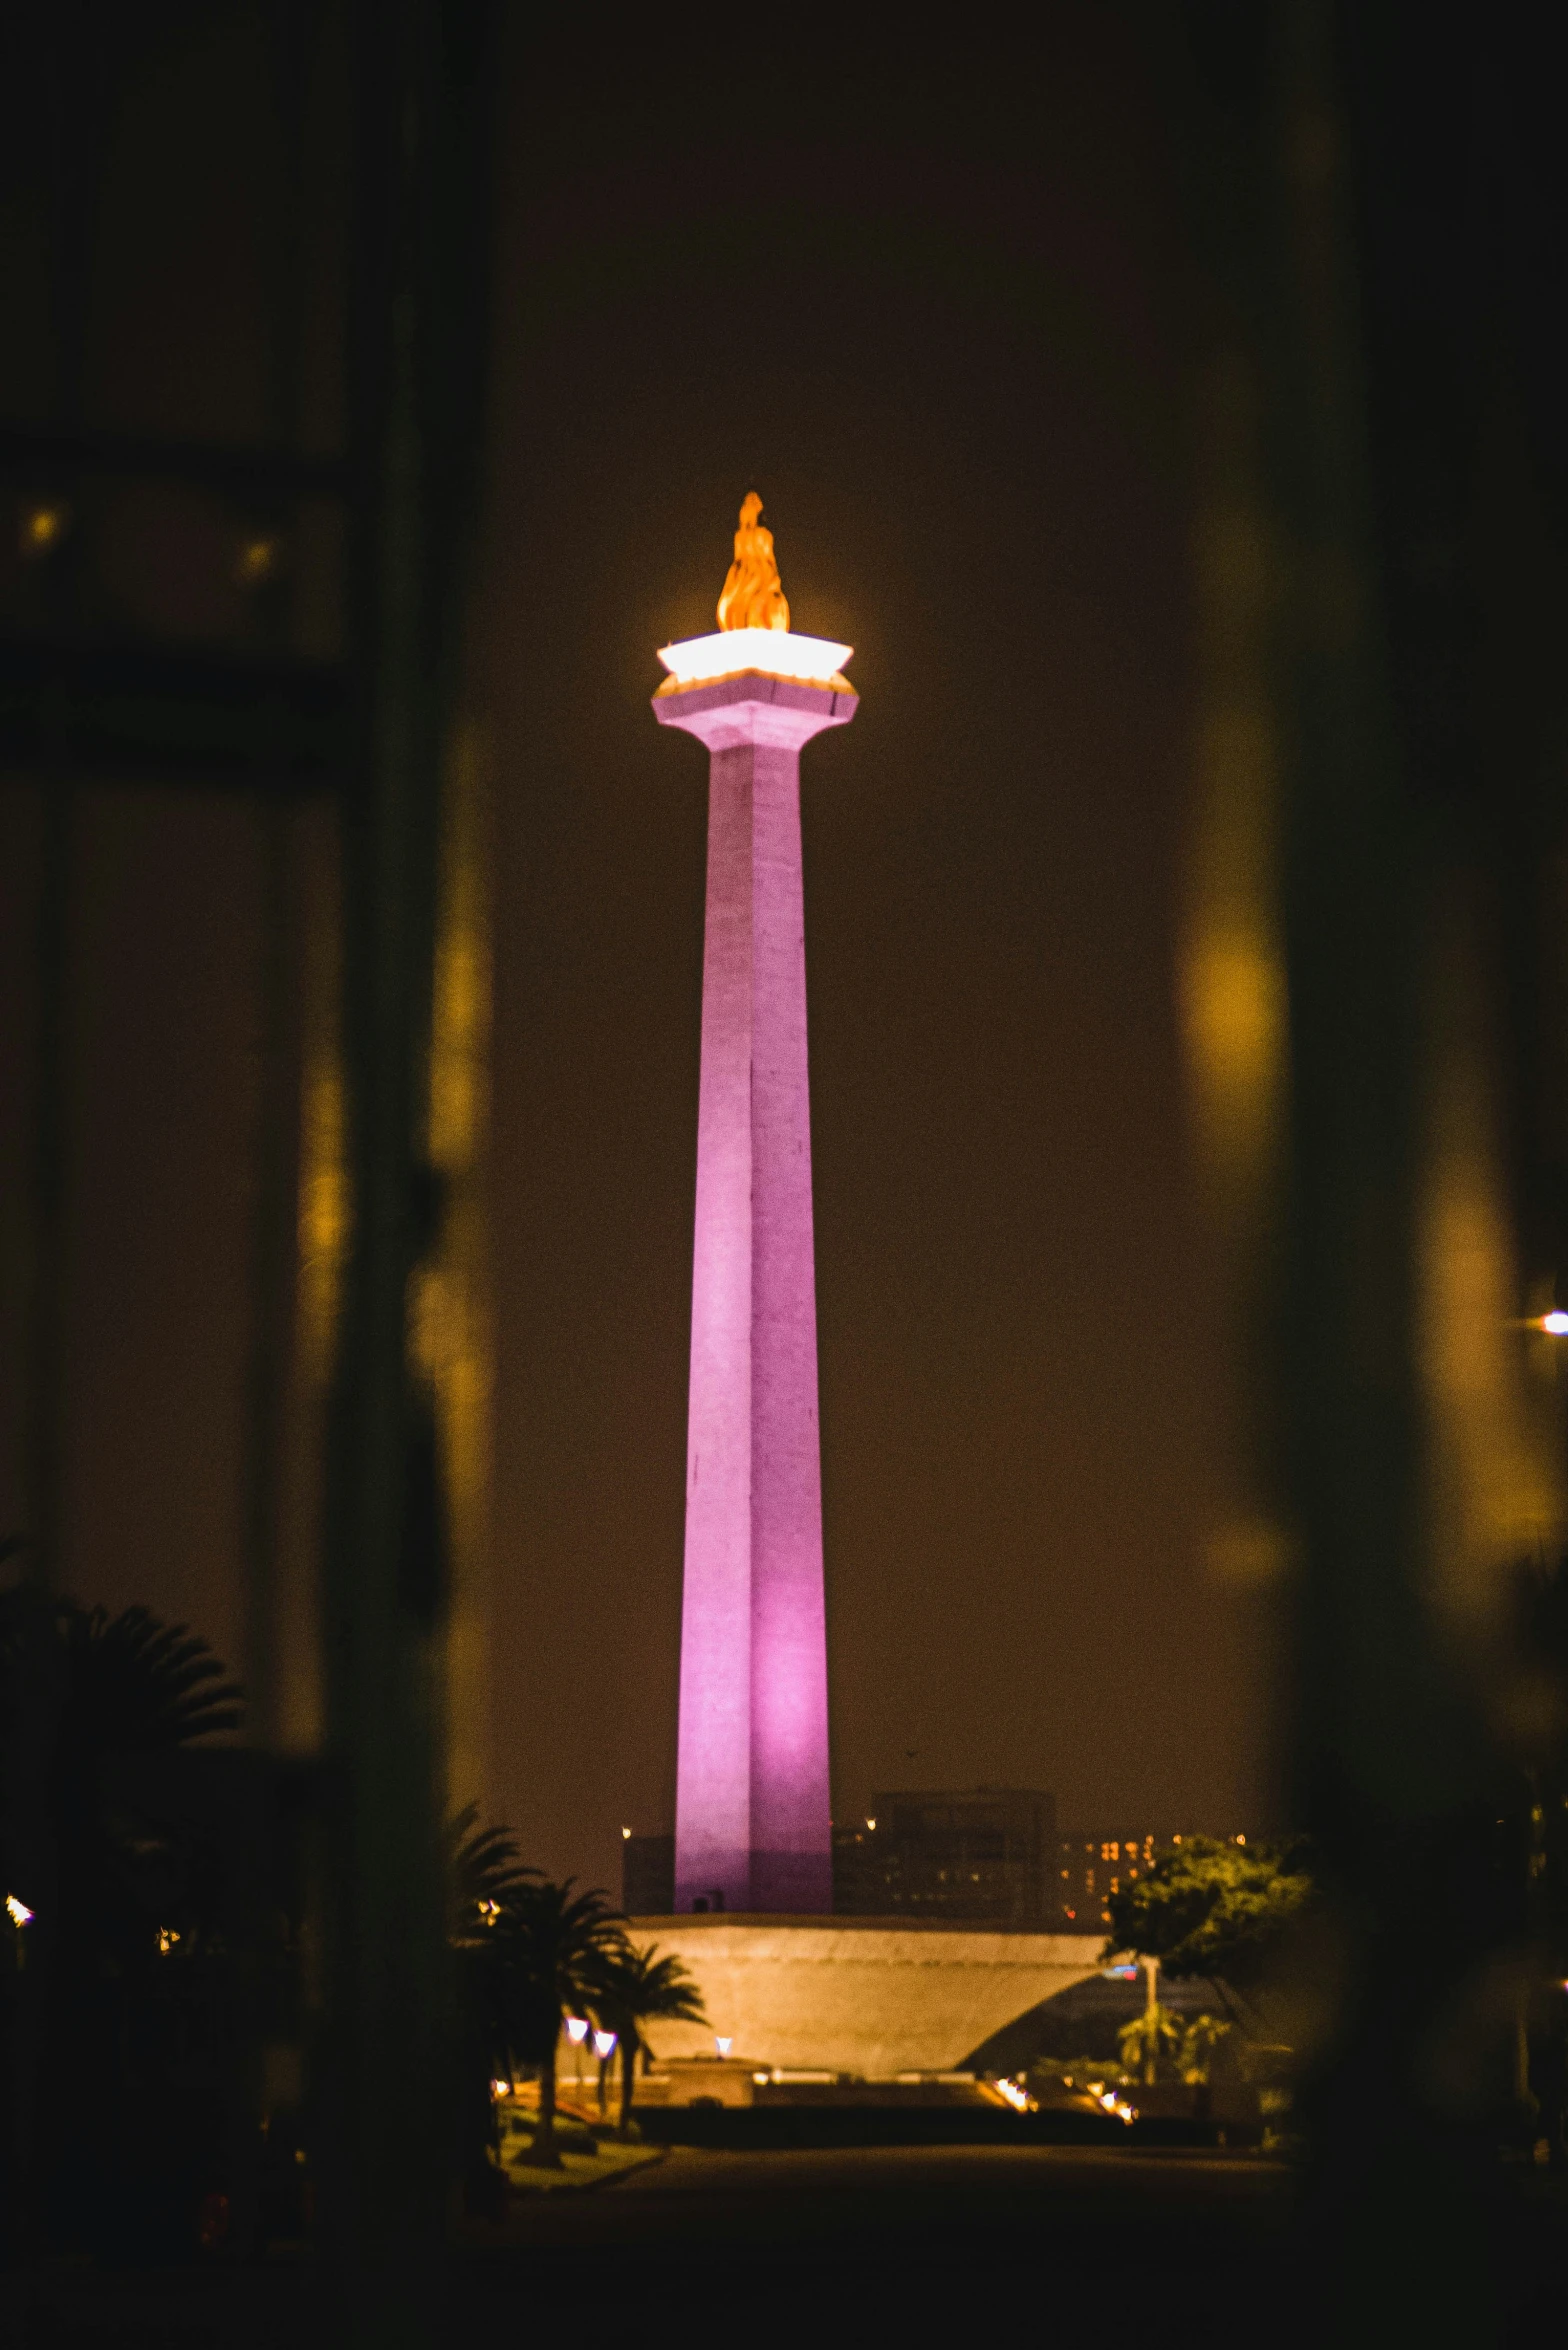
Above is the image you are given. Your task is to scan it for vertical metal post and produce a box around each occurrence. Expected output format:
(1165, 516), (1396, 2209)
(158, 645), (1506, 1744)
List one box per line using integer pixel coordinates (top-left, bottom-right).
(1141, 1955), (1159, 2088)
(421, 719), (497, 1824)
(241, 804), (301, 1757)
(1171, 2), (1560, 2318)
(20, 0), (108, 1596)
(4, 15), (106, 2266)
(22, 784), (72, 1595)
(239, 0), (315, 1759)
(318, 4), (496, 2336)
(1270, 5), (1505, 2333)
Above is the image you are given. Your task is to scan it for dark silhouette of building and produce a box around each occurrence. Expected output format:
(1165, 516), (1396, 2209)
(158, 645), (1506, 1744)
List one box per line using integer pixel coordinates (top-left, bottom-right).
(832, 1789), (1057, 1926)
(622, 1831), (676, 1915)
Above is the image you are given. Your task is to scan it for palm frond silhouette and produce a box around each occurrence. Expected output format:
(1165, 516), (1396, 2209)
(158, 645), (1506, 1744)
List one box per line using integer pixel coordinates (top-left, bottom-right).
(60, 1604), (243, 1752)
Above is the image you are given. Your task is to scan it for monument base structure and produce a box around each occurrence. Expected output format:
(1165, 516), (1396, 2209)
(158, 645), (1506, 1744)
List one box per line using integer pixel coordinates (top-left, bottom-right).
(655, 666), (856, 1916)
(625, 1917), (1109, 2078)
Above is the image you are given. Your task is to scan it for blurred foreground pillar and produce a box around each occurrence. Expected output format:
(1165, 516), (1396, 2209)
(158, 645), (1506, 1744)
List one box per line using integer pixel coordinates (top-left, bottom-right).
(319, 5), (496, 2340)
(1265, 3), (1568, 2335)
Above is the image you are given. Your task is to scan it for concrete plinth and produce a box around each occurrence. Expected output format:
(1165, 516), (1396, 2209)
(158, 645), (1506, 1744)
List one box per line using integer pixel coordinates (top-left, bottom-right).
(628, 1916), (1108, 2077)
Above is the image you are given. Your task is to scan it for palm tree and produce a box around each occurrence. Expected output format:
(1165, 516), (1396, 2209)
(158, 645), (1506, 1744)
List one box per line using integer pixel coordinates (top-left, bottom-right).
(1117, 2002), (1182, 2086)
(586, 1939), (708, 2136)
(498, 1878), (626, 2168)
(446, 1803), (538, 1942)
(444, 1807), (539, 2209)
(0, 1591), (245, 1962)
(1, 1587), (244, 2252)
(57, 1601), (245, 1752)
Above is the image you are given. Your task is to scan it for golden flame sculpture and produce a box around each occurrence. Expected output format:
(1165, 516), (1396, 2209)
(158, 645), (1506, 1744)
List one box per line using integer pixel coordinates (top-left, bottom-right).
(716, 491), (790, 632)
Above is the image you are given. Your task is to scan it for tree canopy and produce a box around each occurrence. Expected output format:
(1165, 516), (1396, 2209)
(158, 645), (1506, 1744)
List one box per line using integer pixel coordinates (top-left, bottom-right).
(1100, 1836), (1314, 1988)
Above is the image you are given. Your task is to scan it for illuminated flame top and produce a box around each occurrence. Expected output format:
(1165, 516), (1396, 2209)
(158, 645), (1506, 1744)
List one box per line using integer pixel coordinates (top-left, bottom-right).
(656, 494), (852, 691)
(717, 492), (790, 633)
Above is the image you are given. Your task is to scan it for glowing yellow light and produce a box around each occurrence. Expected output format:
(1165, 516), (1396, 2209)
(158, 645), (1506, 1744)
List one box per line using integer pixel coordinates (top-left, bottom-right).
(564, 2016), (590, 2044)
(6, 1894), (33, 1927)
(490, 2079), (510, 2099)
(477, 1897), (500, 1925)
(657, 627), (853, 690)
(621, 1826), (632, 1840)
(20, 504), (66, 555)
(235, 535), (280, 586)
(717, 492), (789, 632)
(865, 1817), (876, 1831)
(157, 1927), (181, 1955)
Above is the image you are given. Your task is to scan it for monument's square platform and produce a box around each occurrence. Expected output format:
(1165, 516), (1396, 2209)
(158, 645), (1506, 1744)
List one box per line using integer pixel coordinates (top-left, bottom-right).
(628, 1916), (1108, 2077)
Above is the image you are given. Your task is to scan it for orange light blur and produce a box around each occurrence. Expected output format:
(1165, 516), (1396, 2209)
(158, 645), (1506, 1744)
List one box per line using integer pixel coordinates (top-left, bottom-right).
(235, 534), (280, 586)
(20, 503), (67, 555)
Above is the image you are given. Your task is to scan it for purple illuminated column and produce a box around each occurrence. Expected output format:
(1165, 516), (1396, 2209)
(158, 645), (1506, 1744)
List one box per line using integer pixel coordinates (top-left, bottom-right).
(654, 672), (857, 1913)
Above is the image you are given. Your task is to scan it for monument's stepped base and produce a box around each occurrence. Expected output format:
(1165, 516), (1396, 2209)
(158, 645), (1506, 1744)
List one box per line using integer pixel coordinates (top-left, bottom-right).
(629, 1917), (1108, 2076)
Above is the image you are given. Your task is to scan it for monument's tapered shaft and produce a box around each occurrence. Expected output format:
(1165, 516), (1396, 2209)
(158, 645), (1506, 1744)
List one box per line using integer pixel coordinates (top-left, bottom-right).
(654, 673), (856, 1914)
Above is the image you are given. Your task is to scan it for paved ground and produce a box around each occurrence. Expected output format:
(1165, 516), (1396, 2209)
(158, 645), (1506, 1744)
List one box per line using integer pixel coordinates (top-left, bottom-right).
(505, 2136), (1290, 2242)
(477, 2142), (1292, 2329)
(468, 2140), (1568, 2343)
(18, 2142), (1568, 2347)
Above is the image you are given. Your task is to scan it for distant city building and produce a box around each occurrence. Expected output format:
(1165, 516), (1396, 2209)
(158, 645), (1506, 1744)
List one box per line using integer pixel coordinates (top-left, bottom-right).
(623, 1831), (675, 1915)
(639, 1813), (1247, 1926)
(832, 1789), (1058, 1927)
(1055, 1831), (1162, 1930)
(1056, 1831), (1250, 1930)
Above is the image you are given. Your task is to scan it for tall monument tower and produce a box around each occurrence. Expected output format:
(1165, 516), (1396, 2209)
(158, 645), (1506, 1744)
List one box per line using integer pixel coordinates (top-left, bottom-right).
(654, 496), (857, 1914)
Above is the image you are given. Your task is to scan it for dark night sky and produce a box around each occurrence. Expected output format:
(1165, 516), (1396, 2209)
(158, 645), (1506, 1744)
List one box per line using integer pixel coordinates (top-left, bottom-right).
(481, 17), (1272, 1888)
(0, 7), (1273, 1902)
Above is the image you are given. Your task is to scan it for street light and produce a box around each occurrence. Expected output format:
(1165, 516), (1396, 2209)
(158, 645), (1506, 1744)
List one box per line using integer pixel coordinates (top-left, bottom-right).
(564, 2013), (590, 2104)
(593, 2029), (617, 2120)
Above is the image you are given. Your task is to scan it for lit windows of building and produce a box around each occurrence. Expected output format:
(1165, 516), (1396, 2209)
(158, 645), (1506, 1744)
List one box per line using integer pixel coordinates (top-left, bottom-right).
(832, 1789), (1058, 1925)
(1055, 1831), (1239, 1930)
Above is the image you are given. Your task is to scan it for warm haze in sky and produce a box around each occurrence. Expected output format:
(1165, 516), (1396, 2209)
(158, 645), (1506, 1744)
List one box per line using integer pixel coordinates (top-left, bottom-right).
(0, 9), (1273, 1905)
